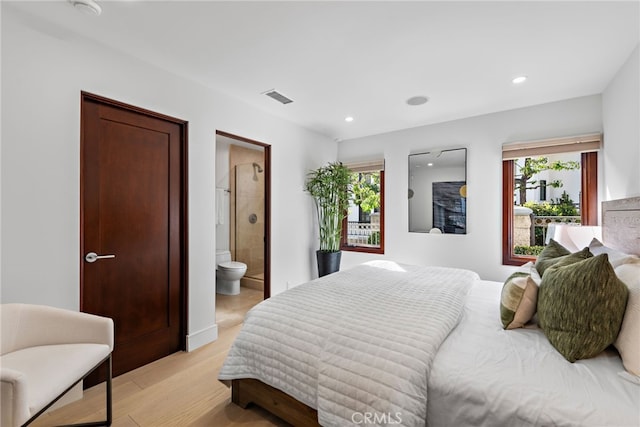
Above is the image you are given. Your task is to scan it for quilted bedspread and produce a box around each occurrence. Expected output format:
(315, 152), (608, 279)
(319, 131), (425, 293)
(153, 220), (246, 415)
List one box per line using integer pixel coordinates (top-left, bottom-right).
(218, 260), (478, 426)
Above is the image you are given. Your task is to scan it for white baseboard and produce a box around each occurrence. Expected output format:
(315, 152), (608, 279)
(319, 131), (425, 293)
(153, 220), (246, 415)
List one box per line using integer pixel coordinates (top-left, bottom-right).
(186, 323), (218, 352)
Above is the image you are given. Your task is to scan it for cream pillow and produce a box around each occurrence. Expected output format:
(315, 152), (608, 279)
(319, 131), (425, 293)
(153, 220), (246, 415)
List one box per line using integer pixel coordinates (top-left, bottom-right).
(500, 262), (540, 330)
(589, 238), (640, 268)
(614, 263), (640, 378)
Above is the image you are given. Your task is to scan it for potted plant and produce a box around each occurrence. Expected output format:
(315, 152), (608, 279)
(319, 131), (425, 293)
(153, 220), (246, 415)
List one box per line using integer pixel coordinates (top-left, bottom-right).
(305, 161), (351, 277)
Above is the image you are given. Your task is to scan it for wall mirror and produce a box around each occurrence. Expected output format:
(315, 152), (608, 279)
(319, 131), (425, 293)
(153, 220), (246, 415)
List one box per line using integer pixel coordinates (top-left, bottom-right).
(408, 148), (467, 234)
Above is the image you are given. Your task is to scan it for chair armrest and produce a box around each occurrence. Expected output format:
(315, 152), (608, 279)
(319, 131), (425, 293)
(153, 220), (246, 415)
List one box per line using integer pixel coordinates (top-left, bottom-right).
(1, 304), (114, 354)
(1, 367), (30, 427)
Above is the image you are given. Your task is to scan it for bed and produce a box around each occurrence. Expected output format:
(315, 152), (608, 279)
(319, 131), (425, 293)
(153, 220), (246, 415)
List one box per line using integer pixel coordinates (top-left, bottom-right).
(218, 197), (640, 426)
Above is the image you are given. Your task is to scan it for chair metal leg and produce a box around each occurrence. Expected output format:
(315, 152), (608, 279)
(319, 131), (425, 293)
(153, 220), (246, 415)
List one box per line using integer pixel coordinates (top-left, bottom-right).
(57, 354), (112, 427)
(106, 356), (112, 426)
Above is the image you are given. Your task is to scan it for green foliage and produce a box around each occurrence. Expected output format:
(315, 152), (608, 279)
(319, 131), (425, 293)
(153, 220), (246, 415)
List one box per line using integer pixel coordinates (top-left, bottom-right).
(552, 191), (578, 216)
(368, 231), (380, 245)
(523, 201), (556, 216)
(523, 191), (579, 245)
(522, 191), (578, 217)
(350, 172), (380, 214)
(514, 245), (545, 256)
(305, 162), (352, 252)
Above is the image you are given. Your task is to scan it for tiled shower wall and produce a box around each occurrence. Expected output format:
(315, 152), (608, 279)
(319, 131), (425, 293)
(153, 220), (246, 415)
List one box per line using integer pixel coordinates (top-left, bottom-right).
(229, 145), (264, 288)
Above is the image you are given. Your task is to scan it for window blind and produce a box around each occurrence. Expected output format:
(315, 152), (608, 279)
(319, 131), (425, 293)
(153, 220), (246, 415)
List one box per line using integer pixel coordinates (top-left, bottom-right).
(502, 133), (601, 160)
(343, 159), (385, 173)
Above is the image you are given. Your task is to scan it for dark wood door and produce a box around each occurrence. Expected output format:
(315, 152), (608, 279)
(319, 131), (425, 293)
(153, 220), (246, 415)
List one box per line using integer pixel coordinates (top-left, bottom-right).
(80, 92), (187, 384)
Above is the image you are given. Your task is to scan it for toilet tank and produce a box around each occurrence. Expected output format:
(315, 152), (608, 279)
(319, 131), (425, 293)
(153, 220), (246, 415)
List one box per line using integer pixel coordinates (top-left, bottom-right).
(216, 250), (232, 266)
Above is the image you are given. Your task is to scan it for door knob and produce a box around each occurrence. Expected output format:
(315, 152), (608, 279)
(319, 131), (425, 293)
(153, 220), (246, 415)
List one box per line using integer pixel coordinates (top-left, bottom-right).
(85, 252), (116, 263)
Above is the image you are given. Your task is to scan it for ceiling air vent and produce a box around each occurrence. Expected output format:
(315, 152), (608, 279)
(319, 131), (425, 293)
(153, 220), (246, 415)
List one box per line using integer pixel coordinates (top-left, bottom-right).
(263, 89), (293, 105)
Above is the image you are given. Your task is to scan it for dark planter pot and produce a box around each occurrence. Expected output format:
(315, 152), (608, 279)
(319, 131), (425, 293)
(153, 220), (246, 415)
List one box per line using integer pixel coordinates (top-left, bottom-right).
(316, 250), (342, 277)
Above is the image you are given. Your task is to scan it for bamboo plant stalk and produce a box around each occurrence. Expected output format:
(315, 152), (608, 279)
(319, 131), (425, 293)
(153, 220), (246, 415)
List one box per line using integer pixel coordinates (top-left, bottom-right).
(305, 162), (351, 252)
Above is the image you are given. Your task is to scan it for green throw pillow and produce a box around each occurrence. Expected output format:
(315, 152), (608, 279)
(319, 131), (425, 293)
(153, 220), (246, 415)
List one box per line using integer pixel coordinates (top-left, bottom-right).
(548, 247), (593, 268)
(535, 239), (570, 275)
(538, 254), (629, 362)
(536, 241), (592, 277)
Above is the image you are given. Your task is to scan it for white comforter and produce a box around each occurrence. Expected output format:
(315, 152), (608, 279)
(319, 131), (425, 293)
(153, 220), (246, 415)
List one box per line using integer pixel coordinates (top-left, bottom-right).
(219, 260), (479, 427)
(428, 280), (640, 427)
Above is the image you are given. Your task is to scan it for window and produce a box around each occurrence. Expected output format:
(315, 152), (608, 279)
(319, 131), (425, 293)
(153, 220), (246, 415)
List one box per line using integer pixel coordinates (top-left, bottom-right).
(341, 161), (385, 254)
(502, 134), (600, 265)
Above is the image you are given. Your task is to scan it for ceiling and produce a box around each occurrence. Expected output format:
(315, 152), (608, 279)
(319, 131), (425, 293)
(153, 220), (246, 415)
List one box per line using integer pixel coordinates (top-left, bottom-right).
(4, 1), (639, 141)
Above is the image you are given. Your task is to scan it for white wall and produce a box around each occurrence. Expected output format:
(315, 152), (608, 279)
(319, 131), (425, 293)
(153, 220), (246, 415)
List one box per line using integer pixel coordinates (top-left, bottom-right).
(0, 7), (337, 350)
(602, 44), (640, 200)
(339, 95), (603, 282)
(215, 139), (231, 251)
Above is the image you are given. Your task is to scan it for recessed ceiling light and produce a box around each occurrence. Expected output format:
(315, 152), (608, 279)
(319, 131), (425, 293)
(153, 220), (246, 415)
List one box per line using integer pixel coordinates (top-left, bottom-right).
(68, 0), (102, 16)
(512, 75), (527, 84)
(345, 116), (354, 122)
(427, 162), (434, 167)
(407, 96), (429, 106)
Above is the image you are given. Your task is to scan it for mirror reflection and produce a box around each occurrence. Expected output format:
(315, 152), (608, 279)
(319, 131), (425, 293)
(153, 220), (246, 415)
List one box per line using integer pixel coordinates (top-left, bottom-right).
(408, 148), (467, 234)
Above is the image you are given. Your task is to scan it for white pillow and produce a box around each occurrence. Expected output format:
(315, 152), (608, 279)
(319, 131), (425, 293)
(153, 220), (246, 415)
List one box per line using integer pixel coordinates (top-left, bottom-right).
(515, 261), (534, 273)
(547, 224), (602, 252)
(529, 264), (542, 285)
(614, 263), (640, 379)
(588, 238), (640, 268)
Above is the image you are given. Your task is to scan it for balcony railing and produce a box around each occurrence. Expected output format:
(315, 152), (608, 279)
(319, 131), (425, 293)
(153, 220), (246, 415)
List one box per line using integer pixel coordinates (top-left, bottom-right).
(532, 215), (581, 227)
(532, 215), (581, 245)
(346, 221), (380, 246)
(513, 212), (582, 248)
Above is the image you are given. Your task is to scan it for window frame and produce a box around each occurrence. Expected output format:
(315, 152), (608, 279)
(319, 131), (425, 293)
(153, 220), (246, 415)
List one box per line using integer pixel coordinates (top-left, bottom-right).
(502, 152), (597, 266)
(341, 170), (385, 254)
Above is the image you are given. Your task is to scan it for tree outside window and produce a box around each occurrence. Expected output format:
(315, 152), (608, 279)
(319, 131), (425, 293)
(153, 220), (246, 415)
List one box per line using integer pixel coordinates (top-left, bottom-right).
(342, 170), (384, 253)
(502, 135), (600, 266)
(511, 153), (582, 257)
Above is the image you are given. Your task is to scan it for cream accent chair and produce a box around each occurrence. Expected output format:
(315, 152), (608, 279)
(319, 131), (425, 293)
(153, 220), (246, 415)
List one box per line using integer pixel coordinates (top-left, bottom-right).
(1, 304), (114, 427)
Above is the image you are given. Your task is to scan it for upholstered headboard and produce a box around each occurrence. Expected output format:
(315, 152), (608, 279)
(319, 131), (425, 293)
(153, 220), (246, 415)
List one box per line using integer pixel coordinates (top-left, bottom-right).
(602, 197), (640, 257)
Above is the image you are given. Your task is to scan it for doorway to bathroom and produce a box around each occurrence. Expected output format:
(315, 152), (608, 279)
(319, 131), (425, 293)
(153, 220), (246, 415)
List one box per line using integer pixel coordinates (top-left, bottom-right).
(215, 131), (270, 328)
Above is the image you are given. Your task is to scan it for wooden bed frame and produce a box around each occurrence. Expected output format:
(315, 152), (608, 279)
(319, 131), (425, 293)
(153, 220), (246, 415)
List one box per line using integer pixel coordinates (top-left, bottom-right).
(228, 379), (319, 426)
(225, 196), (640, 427)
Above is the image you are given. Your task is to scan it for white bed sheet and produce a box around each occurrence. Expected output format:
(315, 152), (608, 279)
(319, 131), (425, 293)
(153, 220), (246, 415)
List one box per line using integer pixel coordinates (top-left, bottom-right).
(427, 280), (640, 427)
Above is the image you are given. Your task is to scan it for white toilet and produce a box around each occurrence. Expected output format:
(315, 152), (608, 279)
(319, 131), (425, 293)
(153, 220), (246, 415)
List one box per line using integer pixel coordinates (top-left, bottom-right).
(216, 250), (247, 295)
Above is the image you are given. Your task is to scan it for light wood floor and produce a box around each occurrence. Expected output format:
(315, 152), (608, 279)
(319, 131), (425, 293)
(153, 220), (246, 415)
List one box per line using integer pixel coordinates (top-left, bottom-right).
(32, 287), (288, 427)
